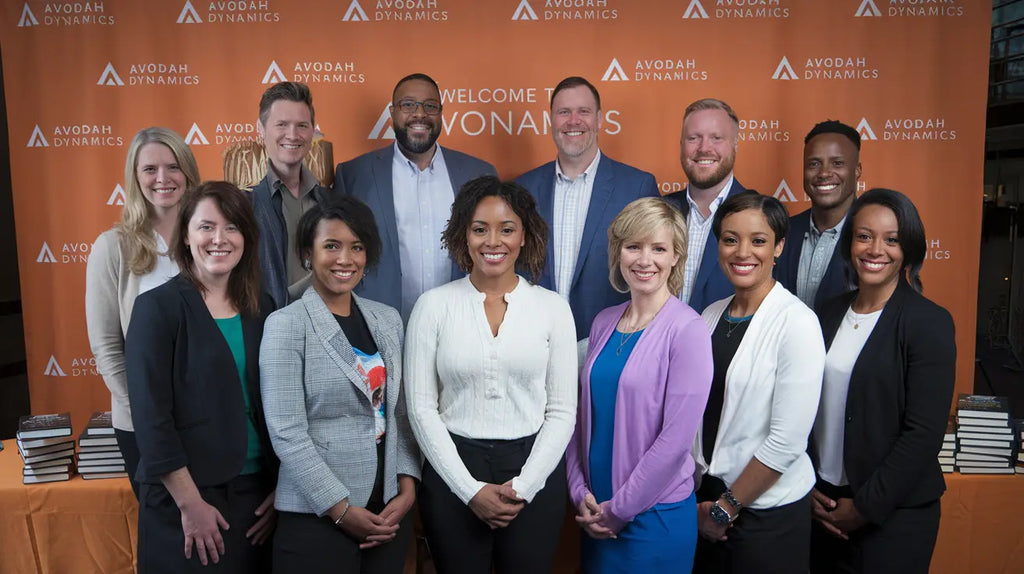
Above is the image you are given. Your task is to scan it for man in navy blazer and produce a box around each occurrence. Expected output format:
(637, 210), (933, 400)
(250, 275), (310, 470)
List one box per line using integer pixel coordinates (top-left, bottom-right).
(663, 98), (748, 314)
(775, 120), (861, 311)
(335, 73), (496, 322)
(516, 76), (658, 339)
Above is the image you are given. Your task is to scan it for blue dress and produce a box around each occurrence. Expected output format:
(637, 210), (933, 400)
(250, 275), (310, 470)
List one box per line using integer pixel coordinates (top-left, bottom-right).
(582, 329), (697, 574)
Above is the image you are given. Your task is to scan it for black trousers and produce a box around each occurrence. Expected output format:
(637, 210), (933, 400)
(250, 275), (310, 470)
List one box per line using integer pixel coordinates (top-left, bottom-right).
(137, 473), (272, 574)
(693, 478), (811, 574)
(419, 433), (567, 574)
(810, 480), (941, 574)
(115, 428), (141, 499)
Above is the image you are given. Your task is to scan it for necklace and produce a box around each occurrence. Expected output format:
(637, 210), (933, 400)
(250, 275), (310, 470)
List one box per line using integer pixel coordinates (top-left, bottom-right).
(616, 305), (655, 355)
(723, 310), (753, 338)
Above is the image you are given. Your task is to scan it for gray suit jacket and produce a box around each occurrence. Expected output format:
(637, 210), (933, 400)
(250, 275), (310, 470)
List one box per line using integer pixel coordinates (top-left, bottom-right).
(333, 144), (497, 313)
(260, 288), (420, 515)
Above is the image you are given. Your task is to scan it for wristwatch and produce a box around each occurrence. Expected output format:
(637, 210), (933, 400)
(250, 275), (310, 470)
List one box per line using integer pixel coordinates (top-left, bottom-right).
(722, 489), (744, 511)
(710, 501), (733, 526)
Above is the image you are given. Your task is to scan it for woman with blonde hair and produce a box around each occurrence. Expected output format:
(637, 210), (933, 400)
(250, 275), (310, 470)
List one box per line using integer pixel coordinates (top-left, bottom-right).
(567, 197), (713, 573)
(86, 126), (200, 496)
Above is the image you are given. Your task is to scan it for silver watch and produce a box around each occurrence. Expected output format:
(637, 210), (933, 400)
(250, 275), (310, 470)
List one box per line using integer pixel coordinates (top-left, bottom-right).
(710, 501), (733, 526)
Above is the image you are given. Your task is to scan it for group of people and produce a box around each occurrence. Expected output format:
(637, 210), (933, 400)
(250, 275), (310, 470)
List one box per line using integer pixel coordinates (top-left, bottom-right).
(83, 72), (957, 574)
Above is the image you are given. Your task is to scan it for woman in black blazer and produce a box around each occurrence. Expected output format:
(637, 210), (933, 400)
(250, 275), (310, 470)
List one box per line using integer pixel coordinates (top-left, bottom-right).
(126, 181), (278, 573)
(809, 189), (956, 574)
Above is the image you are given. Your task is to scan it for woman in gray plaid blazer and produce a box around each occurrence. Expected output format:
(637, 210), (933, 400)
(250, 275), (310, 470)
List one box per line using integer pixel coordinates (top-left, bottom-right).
(259, 196), (420, 573)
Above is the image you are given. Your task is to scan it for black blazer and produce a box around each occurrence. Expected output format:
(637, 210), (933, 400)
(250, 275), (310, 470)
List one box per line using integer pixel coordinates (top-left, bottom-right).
(815, 280), (955, 525)
(126, 275), (278, 486)
(775, 209), (855, 312)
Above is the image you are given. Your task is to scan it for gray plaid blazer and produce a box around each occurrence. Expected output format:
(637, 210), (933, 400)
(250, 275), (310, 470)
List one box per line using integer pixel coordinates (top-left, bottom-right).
(260, 288), (420, 515)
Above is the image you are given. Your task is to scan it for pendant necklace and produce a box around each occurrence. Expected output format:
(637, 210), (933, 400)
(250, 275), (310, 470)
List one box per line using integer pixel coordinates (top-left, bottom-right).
(616, 305), (654, 355)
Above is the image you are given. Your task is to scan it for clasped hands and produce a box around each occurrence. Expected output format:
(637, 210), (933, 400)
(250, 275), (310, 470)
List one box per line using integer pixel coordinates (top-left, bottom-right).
(811, 488), (866, 540)
(332, 489), (415, 549)
(469, 481), (525, 529)
(575, 492), (617, 540)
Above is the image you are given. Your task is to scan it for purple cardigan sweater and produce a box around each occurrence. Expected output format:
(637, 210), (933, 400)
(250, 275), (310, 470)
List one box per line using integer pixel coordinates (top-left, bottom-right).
(566, 296), (713, 532)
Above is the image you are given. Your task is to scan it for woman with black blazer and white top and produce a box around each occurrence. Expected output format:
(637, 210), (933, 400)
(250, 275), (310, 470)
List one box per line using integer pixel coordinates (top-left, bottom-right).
(810, 189), (956, 574)
(126, 182), (278, 573)
(692, 191), (825, 574)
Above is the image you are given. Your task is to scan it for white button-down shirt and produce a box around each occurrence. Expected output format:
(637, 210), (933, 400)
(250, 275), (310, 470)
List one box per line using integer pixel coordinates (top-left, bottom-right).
(552, 151), (601, 299)
(681, 176), (733, 304)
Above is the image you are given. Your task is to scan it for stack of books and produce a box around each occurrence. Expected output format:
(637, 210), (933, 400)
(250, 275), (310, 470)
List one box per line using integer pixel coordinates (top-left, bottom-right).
(938, 416), (955, 473)
(17, 412), (74, 484)
(955, 394), (1017, 475)
(1015, 419), (1024, 475)
(77, 411), (127, 480)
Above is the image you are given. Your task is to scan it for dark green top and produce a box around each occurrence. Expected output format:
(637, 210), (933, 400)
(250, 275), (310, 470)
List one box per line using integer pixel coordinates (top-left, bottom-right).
(214, 315), (262, 475)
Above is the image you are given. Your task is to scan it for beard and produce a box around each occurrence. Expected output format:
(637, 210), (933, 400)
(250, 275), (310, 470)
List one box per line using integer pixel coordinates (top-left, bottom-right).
(683, 153), (736, 190)
(394, 123), (441, 155)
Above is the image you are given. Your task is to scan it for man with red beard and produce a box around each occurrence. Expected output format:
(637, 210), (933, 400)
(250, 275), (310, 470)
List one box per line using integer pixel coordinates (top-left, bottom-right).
(664, 98), (749, 314)
(334, 73), (496, 322)
(775, 120), (861, 311)
(516, 76), (659, 339)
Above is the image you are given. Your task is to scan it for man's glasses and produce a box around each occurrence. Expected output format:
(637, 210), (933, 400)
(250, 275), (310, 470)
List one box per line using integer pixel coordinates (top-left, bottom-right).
(396, 100), (442, 116)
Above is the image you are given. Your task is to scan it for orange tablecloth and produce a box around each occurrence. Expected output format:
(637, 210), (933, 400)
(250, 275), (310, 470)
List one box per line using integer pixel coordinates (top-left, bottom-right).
(1, 436), (1021, 574)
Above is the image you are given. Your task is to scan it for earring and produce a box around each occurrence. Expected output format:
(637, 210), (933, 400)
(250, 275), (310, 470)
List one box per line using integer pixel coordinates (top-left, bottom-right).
(303, 258), (311, 271)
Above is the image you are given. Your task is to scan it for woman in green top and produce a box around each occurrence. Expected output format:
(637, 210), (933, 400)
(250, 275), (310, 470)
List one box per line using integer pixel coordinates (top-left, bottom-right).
(126, 181), (279, 573)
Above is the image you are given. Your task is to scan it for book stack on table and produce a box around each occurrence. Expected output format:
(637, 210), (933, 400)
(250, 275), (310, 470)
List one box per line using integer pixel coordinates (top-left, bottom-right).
(17, 412), (74, 484)
(938, 416), (955, 473)
(1016, 419), (1024, 475)
(77, 411), (127, 480)
(955, 394), (1018, 475)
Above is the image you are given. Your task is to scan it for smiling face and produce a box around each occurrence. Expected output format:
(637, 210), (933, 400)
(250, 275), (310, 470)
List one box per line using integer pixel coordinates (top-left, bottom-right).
(186, 198), (244, 286)
(391, 78), (443, 155)
(619, 225), (679, 299)
(136, 142), (187, 214)
(681, 108), (738, 191)
(466, 196), (525, 283)
(308, 218), (366, 303)
(717, 208), (784, 295)
(551, 84), (602, 162)
(260, 99), (314, 172)
(850, 203), (904, 292)
(803, 132), (861, 215)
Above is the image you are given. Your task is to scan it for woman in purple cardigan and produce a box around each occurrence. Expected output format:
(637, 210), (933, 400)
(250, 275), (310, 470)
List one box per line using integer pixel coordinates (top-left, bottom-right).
(566, 197), (713, 573)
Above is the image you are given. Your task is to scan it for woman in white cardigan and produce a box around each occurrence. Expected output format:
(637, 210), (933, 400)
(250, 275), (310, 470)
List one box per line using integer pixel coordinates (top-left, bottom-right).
(85, 127), (200, 497)
(692, 191), (825, 574)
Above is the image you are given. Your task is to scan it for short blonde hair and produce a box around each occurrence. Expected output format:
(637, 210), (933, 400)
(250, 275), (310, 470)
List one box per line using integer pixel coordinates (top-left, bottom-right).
(607, 198), (688, 296)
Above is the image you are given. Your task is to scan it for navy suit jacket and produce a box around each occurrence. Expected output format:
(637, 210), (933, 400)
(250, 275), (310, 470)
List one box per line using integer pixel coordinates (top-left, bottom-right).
(663, 179), (747, 314)
(775, 209), (855, 312)
(516, 154), (659, 339)
(334, 145), (497, 314)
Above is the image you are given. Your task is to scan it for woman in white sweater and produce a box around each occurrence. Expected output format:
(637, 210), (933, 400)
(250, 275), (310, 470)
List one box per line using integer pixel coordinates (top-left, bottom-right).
(85, 127), (200, 497)
(405, 176), (577, 574)
(692, 191), (825, 573)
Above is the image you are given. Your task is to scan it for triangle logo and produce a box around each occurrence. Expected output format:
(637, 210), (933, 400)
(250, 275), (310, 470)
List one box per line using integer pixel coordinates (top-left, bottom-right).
(27, 125), (49, 147)
(856, 118), (877, 141)
(855, 0), (882, 17)
(682, 0), (709, 19)
(107, 184), (126, 206)
(185, 123), (209, 145)
(37, 242), (57, 263)
(771, 56), (799, 80)
(177, 0), (203, 23)
(262, 61), (288, 85)
(601, 58), (629, 82)
(367, 103), (395, 140)
(511, 0), (538, 21)
(18, 3), (39, 27)
(342, 0), (370, 21)
(44, 355), (67, 377)
(773, 179), (797, 203)
(97, 63), (125, 87)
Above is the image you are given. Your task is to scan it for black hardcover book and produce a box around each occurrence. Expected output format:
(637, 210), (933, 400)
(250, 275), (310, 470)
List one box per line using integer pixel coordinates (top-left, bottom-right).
(16, 412), (72, 439)
(956, 394), (1011, 420)
(83, 411), (115, 436)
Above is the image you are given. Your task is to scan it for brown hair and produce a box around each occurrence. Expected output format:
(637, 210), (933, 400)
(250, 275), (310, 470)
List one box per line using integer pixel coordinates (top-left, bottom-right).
(441, 176), (548, 284)
(171, 181), (262, 317)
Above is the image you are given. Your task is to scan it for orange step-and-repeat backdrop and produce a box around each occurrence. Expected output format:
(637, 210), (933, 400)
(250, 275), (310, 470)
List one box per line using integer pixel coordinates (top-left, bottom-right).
(0, 0), (991, 431)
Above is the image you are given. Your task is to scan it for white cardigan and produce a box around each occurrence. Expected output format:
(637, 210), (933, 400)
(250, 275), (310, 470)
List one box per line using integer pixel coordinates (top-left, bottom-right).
(695, 282), (824, 509)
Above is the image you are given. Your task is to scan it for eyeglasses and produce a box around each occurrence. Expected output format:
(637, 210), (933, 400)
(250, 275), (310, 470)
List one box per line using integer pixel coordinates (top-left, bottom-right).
(395, 100), (442, 116)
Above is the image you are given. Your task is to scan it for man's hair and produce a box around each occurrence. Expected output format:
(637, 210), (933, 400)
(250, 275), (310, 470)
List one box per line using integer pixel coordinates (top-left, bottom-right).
(258, 82), (315, 126)
(683, 98), (739, 125)
(392, 73), (440, 100)
(804, 119), (861, 150)
(550, 76), (601, 110)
